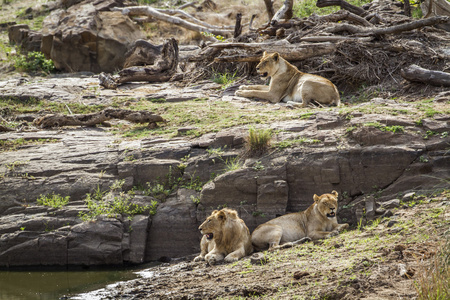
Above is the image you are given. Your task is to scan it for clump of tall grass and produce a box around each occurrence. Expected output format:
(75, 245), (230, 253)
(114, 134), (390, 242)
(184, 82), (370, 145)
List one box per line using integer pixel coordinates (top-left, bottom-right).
(414, 241), (449, 300)
(245, 127), (273, 156)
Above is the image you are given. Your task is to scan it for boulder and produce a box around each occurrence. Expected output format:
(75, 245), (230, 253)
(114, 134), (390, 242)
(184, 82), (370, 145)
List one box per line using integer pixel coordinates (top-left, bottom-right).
(67, 216), (124, 265)
(40, 1), (143, 72)
(145, 189), (200, 261)
(8, 24), (42, 53)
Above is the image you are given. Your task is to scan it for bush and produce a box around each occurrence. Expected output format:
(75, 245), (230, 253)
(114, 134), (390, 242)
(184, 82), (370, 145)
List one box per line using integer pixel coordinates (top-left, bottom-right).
(37, 193), (70, 208)
(14, 51), (55, 74)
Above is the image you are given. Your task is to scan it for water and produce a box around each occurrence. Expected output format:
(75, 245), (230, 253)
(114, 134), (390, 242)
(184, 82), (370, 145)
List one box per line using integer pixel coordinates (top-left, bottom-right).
(0, 264), (156, 300)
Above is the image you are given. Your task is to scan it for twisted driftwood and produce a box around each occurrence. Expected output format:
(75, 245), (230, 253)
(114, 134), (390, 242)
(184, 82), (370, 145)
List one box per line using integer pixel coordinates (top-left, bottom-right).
(33, 109), (165, 128)
(99, 38), (179, 89)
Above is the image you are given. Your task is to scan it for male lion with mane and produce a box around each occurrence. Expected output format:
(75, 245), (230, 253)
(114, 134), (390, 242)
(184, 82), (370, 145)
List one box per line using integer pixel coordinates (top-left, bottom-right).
(251, 191), (348, 251)
(194, 208), (253, 264)
(235, 52), (340, 107)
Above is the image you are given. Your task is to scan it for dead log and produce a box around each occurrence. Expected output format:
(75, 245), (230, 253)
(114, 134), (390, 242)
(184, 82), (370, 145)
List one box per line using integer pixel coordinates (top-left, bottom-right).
(401, 64), (450, 87)
(212, 42), (337, 62)
(123, 40), (162, 69)
(118, 38), (178, 84)
(99, 38), (179, 88)
(34, 109), (165, 129)
(316, 0), (366, 16)
(114, 6), (233, 36)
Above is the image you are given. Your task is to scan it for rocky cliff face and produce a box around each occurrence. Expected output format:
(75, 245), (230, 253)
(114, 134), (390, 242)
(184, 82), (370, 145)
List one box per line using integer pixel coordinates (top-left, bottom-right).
(0, 77), (448, 266)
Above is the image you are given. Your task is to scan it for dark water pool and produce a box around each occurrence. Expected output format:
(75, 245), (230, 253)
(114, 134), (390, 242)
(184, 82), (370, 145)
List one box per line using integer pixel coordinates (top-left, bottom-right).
(0, 264), (156, 300)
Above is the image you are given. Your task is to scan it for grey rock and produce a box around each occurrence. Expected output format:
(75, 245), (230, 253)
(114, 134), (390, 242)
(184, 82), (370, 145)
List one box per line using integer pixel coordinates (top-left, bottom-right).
(381, 199), (401, 209)
(67, 217), (124, 265)
(365, 198), (376, 220)
(402, 192), (416, 201)
(387, 220), (398, 228)
(145, 189), (199, 261)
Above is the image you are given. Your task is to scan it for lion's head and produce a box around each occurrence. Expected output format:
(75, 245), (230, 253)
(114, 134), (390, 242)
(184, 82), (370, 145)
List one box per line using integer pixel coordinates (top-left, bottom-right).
(256, 52), (282, 79)
(198, 208), (239, 241)
(313, 191), (339, 219)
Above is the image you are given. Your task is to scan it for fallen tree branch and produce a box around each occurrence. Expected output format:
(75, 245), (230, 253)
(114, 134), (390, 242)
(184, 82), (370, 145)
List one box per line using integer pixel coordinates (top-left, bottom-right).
(325, 16), (450, 36)
(370, 15), (450, 36)
(401, 64), (450, 87)
(155, 8), (236, 30)
(318, 9), (373, 27)
(114, 6), (233, 36)
(0, 125), (15, 132)
(299, 36), (373, 42)
(34, 109), (166, 128)
(316, 0), (366, 16)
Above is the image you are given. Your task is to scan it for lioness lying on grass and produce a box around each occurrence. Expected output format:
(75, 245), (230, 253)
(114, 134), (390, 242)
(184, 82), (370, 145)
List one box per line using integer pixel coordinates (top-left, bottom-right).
(251, 191), (349, 251)
(235, 52), (340, 107)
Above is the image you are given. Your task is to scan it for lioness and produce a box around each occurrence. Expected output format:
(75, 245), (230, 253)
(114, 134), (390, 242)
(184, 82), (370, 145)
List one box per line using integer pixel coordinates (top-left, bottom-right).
(194, 208), (253, 264)
(235, 52), (340, 107)
(251, 191), (348, 251)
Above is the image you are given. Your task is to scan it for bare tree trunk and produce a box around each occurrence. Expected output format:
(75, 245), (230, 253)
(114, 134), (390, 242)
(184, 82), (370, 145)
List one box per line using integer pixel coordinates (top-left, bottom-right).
(404, 0), (411, 17)
(234, 13), (242, 38)
(272, 0), (294, 23)
(264, 0), (275, 22)
(401, 64), (450, 87)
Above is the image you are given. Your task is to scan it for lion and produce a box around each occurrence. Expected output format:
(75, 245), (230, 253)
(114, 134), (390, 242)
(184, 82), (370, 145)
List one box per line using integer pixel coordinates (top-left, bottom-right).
(251, 191), (349, 251)
(194, 208), (253, 264)
(235, 52), (340, 107)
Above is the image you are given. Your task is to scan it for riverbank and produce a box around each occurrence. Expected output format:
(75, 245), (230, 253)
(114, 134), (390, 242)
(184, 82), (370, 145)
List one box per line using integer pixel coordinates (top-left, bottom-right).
(72, 194), (449, 299)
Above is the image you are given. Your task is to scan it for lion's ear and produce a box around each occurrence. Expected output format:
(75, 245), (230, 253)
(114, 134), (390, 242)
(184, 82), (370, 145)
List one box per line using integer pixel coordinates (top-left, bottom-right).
(263, 51), (268, 57)
(331, 190), (339, 198)
(273, 52), (279, 61)
(217, 211), (227, 221)
(313, 194), (320, 202)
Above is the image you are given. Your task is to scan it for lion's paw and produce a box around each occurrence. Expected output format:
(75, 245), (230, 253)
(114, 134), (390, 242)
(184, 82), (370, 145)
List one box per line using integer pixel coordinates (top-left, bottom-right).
(238, 85), (251, 90)
(327, 231), (339, 238)
(205, 253), (222, 265)
(339, 223), (349, 231)
(224, 255), (239, 263)
(235, 90), (246, 97)
(193, 255), (204, 262)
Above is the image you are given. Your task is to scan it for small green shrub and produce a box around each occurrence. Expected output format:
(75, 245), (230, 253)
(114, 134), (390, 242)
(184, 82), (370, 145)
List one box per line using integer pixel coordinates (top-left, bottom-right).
(224, 156), (242, 172)
(212, 71), (237, 89)
(79, 193), (155, 221)
(13, 51), (55, 74)
(37, 193), (70, 209)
